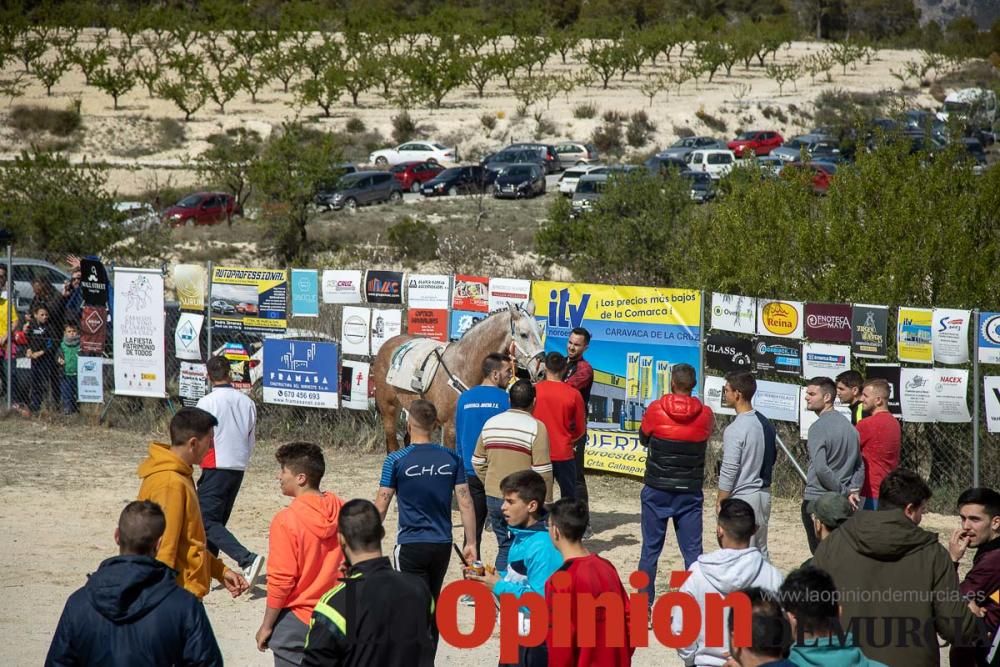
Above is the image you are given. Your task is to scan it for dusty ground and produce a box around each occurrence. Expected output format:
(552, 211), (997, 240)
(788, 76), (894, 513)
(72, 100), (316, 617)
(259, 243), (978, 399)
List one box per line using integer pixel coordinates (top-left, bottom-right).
(0, 416), (965, 665)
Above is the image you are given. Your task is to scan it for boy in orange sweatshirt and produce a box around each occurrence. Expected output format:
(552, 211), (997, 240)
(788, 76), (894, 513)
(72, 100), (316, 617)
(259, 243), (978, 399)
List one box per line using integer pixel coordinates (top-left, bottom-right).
(136, 407), (248, 600)
(256, 442), (345, 667)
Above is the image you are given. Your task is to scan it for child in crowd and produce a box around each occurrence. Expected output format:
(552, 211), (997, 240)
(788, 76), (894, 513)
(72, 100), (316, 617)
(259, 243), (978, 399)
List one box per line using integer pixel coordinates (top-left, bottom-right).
(58, 320), (80, 414)
(468, 470), (563, 667)
(25, 304), (58, 414)
(545, 497), (633, 667)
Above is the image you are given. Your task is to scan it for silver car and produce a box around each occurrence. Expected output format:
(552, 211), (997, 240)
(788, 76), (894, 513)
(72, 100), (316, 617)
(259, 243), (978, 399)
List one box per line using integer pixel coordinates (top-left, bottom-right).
(558, 164), (604, 196)
(554, 142), (600, 169)
(570, 174), (609, 215)
(657, 136), (726, 160)
(771, 134), (839, 163)
(9, 258), (71, 315)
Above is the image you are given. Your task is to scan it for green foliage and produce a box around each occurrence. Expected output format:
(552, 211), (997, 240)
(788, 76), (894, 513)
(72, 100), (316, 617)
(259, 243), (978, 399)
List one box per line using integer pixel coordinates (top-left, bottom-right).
(296, 63), (344, 117)
(391, 111), (417, 144)
(30, 56), (70, 96)
(573, 102), (598, 119)
(346, 117), (366, 134)
(196, 128), (262, 226)
(590, 119), (624, 156)
(9, 103), (81, 136)
(626, 110), (657, 148)
(695, 108), (728, 133)
(577, 42), (629, 89)
(387, 218), (439, 263)
(480, 112), (497, 135)
(90, 66), (136, 110)
(399, 44), (469, 109)
(157, 76), (208, 122)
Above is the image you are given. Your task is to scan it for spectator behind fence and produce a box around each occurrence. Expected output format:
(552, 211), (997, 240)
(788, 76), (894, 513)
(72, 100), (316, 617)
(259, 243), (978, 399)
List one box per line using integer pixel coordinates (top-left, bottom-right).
(781, 566), (887, 666)
(717, 371), (777, 561)
(949, 487), (1000, 667)
(0, 262), (18, 401)
(533, 352), (586, 502)
(801, 492), (853, 569)
(812, 469), (980, 666)
(801, 376), (865, 554)
(672, 498), (783, 666)
(836, 370), (866, 426)
(25, 304), (59, 414)
(722, 587), (794, 667)
(57, 320), (79, 414)
(45, 500), (223, 667)
(856, 378), (901, 510)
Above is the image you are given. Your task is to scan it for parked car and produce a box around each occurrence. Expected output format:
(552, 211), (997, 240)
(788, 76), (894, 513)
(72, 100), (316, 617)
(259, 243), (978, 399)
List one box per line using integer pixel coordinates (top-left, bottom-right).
(771, 134), (839, 163)
(727, 130), (783, 157)
(114, 201), (160, 231)
(9, 258), (70, 316)
(571, 173), (609, 215)
(369, 141), (458, 167)
(682, 171), (715, 203)
(587, 164), (643, 176)
(211, 299), (236, 315)
(314, 171), (404, 211)
(554, 142), (600, 168)
(162, 192), (241, 227)
(686, 149), (736, 179)
(558, 164), (604, 195)
(784, 161), (837, 195)
(658, 136), (726, 160)
(389, 161), (444, 192)
(420, 165), (494, 197)
(756, 155), (785, 176)
(938, 88), (998, 128)
(506, 143), (560, 173)
(493, 164), (546, 199)
(481, 148), (547, 175)
(645, 155), (689, 176)
(960, 137), (988, 175)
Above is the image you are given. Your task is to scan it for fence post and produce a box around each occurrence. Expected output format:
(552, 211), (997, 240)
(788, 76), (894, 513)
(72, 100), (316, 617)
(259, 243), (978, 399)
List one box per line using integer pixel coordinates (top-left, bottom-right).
(699, 290), (706, 398)
(206, 262), (213, 359)
(4, 242), (11, 411)
(973, 309), (981, 487)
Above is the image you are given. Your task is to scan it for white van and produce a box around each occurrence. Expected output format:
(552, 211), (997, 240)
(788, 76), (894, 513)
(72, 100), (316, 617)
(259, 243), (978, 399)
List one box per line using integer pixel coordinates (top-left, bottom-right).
(937, 88), (998, 127)
(685, 149), (736, 180)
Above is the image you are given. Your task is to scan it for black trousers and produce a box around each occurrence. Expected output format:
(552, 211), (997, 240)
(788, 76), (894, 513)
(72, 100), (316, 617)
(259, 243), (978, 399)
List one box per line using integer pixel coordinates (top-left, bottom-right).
(573, 435), (590, 524)
(197, 468), (254, 568)
(394, 542), (452, 648)
(801, 499), (820, 555)
(552, 459), (577, 501)
(466, 474), (488, 561)
(29, 355), (59, 413)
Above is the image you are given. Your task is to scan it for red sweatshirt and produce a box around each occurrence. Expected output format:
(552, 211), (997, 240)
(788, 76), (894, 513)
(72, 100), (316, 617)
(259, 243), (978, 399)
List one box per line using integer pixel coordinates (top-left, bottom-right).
(545, 553), (634, 667)
(534, 380), (586, 462)
(267, 491), (344, 624)
(856, 410), (901, 499)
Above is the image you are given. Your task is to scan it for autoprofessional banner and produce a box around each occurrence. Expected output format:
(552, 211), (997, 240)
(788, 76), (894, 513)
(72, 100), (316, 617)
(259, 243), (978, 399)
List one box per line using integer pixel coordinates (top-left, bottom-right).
(113, 268), (166, 398)
(851, 304), (888, 358)
(262, 339), (339, 409)
(291, 269), (319, 317)
(753, 336), (802, 376)
(211, 267), (287, 334)
(801, 342), (851, 378)
(531, 281), (701, 438)
(488, 278), (531, 313)
(897, 307), (933, 364)
(173, 264), (205, 311)
(932, 308), (970, 364)
(321, 270), (362, 304)
(453, 275), (489, 312)
(341, 360), (370, 411)
(980, 312), (1000, 365)
(757, 299), (804, 339)
(364, 270), (403, 305)
(710, 292), (756, 334)
(803, 303), (852, 343)
(865, 363), (902, 415)
(705, 333), (752, 373)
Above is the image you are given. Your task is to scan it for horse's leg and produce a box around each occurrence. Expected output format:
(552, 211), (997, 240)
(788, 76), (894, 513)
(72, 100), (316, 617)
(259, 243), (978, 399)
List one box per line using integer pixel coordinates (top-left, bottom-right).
(382, 403), (399, 454)
(441, 420), (455, 449)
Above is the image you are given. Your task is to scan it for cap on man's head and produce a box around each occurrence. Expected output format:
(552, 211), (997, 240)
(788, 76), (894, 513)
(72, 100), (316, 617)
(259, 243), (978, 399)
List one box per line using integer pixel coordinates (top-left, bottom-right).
(808, 492), (853, 529)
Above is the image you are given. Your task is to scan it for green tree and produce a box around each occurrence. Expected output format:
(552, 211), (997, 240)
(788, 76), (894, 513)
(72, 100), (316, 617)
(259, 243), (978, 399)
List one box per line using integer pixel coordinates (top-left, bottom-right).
(196, 128), (262, 226)
(766, 61), (800, 95)
(157, 75), (208, 122)
(296, 63), (345, 117)
(90, 66), (136, 110)
(695, 40), (728, 83)
(30, 56), (70, 96)
(67, 42), (109, 86)
(400, 45), (469, 109)
(577, 42), (628, 89)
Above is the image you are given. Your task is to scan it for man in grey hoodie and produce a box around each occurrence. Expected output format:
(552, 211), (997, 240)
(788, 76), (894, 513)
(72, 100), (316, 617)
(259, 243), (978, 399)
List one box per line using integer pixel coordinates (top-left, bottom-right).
(802, 376), (864, 554)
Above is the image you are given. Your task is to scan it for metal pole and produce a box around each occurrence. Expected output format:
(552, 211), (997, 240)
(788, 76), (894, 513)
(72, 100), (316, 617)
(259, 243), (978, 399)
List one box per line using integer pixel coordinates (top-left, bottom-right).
(5, 243), (12, 411)
(206, 261), (213, 360)
(776, 434), (809, 483)
(698, 290), (706, 398)
(973, 309), (981, 487)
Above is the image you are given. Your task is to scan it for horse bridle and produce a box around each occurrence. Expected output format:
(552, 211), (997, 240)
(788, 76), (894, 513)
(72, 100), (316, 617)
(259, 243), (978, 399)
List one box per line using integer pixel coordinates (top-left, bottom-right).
(509, 303), (545, 371)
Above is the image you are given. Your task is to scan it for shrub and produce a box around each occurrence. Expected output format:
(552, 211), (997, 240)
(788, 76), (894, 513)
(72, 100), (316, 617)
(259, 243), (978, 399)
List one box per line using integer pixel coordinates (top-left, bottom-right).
(761, 105), (789, 124)
(9, 103), (81, 137)
(391, 111), (417, 144)
(695, 108), (727, 134)
(673, 125), (695, 138)
(480, 112), (498, 134)
(573, 102), (598, 119)
(602, 109), (626, 123)
(346, 116), (366, 134)
(591, 120), (624, 156)
(388, 218), (438, 263)
(534, 116), (557, 140)
(157, 118), (185, 150)
(626, 110), (657, 148)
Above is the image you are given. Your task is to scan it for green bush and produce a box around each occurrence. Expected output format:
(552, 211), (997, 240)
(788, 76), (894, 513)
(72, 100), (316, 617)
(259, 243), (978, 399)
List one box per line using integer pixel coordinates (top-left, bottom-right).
(9, 103), (81, 137)
(387, 218), (438, 263)
(591, 120), (625, 156)
(626, 110), (657, 148)
(391, 111), (417, 144)
(480, 113), (498, 133)
(346, 116), (366, 134)
(573, 102), (598, 119)
(695, 109), (728, 134)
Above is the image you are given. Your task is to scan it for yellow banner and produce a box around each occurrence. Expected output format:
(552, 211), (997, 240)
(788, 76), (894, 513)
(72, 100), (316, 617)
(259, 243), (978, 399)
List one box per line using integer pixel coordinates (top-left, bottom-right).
(656, 361), (670, 399)
(640, 356), (653, 400)
(584, 429), (647, 479)
(532, 281), (702, 328)
(626, 352), (640, 400)
(897, 307), (933, 363)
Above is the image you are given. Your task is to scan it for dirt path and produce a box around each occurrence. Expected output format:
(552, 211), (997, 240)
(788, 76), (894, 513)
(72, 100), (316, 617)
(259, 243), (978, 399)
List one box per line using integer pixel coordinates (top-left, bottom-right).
(0, 417), (960, 665)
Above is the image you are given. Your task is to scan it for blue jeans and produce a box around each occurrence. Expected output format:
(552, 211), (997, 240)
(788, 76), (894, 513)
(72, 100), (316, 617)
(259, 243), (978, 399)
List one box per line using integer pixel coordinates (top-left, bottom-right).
(61, 374), (78, 413)
(638, 485), (703, 606)
(486, 495), (512, 572)
(863, 497), (879, 510)
(552, 459), (577, 501)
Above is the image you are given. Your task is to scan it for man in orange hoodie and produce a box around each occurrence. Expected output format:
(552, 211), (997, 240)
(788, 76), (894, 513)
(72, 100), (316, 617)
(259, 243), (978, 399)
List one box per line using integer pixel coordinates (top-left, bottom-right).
(136, 407), (248, 599)
(256, 442), (344, 667)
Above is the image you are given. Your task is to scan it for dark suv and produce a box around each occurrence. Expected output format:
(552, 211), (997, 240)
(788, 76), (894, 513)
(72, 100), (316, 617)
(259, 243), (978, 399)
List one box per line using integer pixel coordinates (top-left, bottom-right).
(315, 171), (404, 211)
(481, 148), (547, 175)
(421, 165), (495, 197)
(506, 143), (560, 173)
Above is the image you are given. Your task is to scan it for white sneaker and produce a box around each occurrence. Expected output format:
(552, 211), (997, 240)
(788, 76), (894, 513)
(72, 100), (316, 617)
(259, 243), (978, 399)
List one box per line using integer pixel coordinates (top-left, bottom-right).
(460, 594), (476, 607)
(243, 554), (265, 588)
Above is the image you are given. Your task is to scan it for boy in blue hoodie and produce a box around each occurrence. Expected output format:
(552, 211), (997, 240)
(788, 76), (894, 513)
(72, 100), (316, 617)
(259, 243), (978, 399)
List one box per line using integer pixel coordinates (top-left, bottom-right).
(467, 469), (563, 667)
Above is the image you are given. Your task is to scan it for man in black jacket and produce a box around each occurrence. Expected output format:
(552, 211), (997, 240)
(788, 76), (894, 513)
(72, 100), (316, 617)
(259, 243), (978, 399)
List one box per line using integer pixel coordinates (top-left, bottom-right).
(303, 499), (435, 667)
(46, 500), (222, 667)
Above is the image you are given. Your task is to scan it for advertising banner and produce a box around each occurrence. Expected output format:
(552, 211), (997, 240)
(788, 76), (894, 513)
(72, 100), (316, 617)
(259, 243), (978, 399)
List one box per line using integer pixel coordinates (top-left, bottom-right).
(803, 303), (853, 343)
(984, 376), (1000, 433)
(710, 293), (756, 334)
(705, 333), (753, 373)
(406, 274), (450, 309)
(365, 270), (403, 305)
(488, 278), (531, 313)
(800, 390), (853, 439)
(450, 310), (486, 341)
(753, 337), (802, 376)
(532, 281), (701, 432)
(655, 361), (670, 403)
(81, 258), (109, 308)
(930, 368), (971, 422)
(211, 267), (287, 334)
(851, 304), (888, 358)
(263, 339), (339, 409)
(756, 299), (804, 339)
(370, 309), (402, 355)
(801, 342), (851, 379)
(321, 269), (362, 304)
(897, 307), (933, 364)
(174, 312), (204, 361)
(173, 264), (205, 311)
(865, 364), (902, 415)
(341, 360), (371, 411)
(291, 269), (319, 317)
(341, 307), (371, 356)
(178, 361), (207, 407)
(980, 312), (1000, 365)
(77, 357), (104, 403)
(752, 380), (800, 423)
(80, 305), (107, 355)
(406, 309), (449, 342)
(113, 269), (166, 398)
(453, 275), (489, 312)
(639, 356), (654, 401)
(703, 375), (737, 416)
(900, 367), (934, 422)
(584, 429), (646, 478)
(932, 308), (970, 365)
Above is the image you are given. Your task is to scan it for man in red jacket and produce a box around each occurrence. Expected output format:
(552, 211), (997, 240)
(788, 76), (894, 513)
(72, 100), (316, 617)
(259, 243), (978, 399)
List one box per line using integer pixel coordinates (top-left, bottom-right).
(534, 352), (586, 502)
(565, 327), (594, 527)
(546, 497), (633, 666)
(949, 487), (1000, 666)
(637, 363), (714, 617)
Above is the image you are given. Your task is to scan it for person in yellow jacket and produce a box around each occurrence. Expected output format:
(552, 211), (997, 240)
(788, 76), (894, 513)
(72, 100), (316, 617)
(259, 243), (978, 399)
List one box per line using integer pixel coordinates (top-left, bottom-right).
(137, 406), (249, 599)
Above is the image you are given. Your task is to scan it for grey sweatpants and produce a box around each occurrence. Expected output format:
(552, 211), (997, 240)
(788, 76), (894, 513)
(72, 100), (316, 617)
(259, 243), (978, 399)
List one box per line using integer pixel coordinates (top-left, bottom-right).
(734, 489), (772, 561)
(270, 608), (309, 667)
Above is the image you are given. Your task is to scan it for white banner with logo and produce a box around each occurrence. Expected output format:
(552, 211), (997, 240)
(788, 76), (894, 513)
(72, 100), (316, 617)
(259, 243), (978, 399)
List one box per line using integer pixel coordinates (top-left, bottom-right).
(341, 360), (371, 410)
(406, 274), (450, 309)
(752, 379), (800, 423)
(77, 357), (104, 403)
(322, 269), (363, 304)
(930, 368), (971, 423)
(985, 377), (1000, 433)
(801, 343), (851, 379)
(710, 292), (756, 334)
(900, 367), (934, 422)
(174, 312), (204, 361)
(979, 312), (1000, 364)
(932, 308), (970, 364)
(756, 299), (805, 339)
(179, 361), (207, 406)
(370, 309), (402, 355)
(488, 278), (532, 313)
(341, 306), (371, 356)
(113, 269), (166, 397)
(702, 375), (736, 416)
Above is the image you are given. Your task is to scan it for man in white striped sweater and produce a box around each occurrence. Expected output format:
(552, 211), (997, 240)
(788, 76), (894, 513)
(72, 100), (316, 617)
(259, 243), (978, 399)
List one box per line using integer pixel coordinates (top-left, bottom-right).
(472, 379), (553, 573)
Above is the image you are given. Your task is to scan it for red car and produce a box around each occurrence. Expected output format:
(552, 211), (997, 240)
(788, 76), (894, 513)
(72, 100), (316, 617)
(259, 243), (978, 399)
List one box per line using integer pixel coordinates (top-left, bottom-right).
(389, 161), (445, 193)
(784, 161), (837, 194)
(163, 192), (242, 227)
(236, 302), (258, 315)
(727, 130), (784, 158)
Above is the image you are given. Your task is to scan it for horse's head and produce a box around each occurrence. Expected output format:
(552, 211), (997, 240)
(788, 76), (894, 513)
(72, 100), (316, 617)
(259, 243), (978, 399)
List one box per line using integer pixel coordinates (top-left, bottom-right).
(507, 302), (545, 381)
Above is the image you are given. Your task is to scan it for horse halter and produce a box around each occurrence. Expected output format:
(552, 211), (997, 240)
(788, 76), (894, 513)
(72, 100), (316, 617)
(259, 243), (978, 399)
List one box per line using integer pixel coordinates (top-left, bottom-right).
(508, 303), (544, 369)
